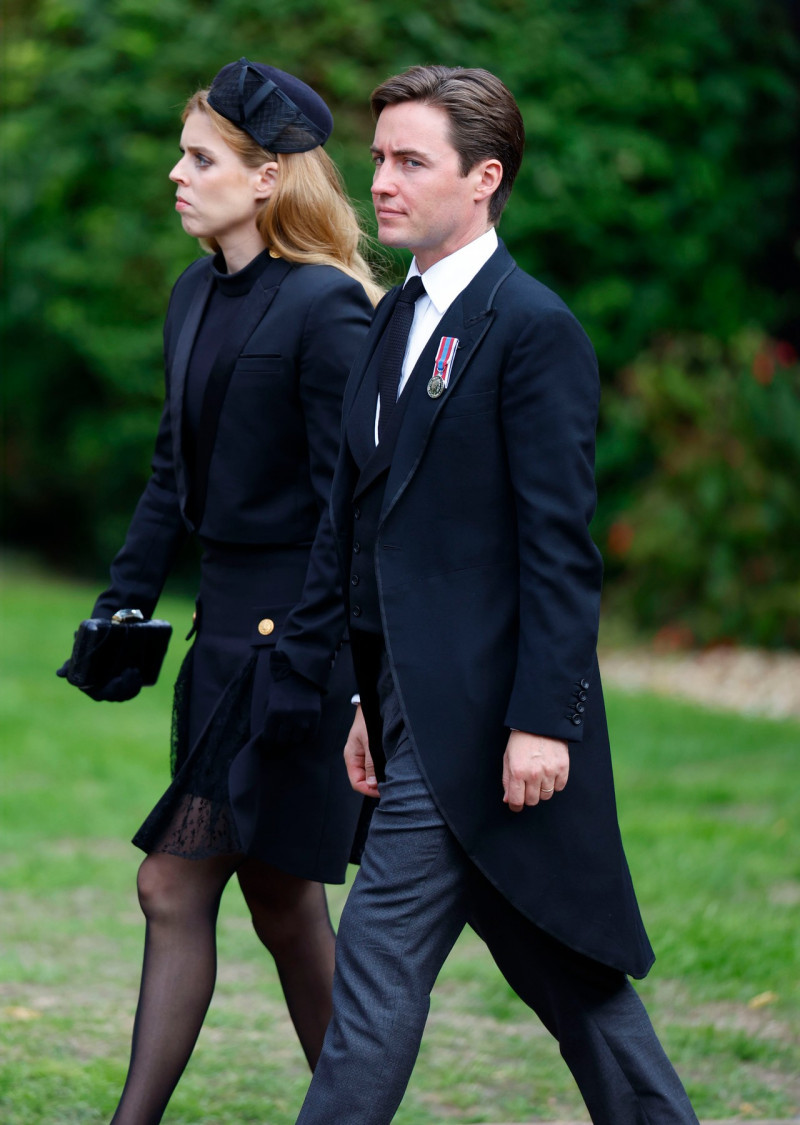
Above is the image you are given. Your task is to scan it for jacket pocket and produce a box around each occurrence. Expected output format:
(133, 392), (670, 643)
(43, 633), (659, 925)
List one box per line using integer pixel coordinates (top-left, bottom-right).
(439, 388), (498, 419)
(235, 356), (288, 379)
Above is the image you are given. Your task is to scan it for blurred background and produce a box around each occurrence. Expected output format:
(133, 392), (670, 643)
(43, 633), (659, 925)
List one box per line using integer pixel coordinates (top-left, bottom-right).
(2, 0), (799, 650)
(2, 7), (799, 1119)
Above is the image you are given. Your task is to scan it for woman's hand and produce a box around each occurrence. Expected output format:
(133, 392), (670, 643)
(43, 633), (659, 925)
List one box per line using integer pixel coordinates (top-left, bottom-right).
(261, 663), (322, 748)
(56, 656), (143, 702)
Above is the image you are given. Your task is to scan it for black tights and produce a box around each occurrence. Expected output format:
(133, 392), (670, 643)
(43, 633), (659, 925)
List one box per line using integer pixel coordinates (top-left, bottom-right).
(109, 851), (336, 1125)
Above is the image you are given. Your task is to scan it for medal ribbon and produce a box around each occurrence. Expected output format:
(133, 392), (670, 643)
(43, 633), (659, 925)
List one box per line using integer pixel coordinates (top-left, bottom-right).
(433, 336), (458, 386)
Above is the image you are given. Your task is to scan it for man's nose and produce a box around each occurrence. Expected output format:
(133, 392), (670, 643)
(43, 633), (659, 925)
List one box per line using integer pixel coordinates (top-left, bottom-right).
(371, 163), (396, 196)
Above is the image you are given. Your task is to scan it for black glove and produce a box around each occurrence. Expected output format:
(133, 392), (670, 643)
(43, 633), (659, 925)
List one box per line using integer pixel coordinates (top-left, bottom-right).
(260, 651), (322, 749)
(56, 659), (143, 703)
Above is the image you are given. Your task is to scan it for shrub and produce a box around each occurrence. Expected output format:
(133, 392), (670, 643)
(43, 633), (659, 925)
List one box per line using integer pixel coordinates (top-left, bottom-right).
(597, 331), (800, 648)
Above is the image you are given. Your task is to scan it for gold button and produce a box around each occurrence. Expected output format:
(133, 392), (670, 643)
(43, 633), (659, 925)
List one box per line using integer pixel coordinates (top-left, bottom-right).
(257, 618), (275, 636)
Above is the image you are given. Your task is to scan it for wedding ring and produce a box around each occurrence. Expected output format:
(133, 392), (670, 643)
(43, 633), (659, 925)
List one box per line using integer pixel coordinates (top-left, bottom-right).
(541, 786), (555, 793)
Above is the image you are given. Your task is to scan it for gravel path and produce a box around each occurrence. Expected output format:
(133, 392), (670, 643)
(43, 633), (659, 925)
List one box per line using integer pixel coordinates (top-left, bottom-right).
(599, 645), (799, 721)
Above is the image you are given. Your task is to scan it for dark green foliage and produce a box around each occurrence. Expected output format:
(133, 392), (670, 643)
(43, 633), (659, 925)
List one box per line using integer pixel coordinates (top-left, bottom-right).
(2, 0), (798, 641)
(598, 332), (800, 647)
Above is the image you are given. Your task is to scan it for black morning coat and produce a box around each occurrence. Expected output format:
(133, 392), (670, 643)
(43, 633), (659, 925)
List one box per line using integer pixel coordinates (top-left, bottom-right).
(279, 241), (655, 978)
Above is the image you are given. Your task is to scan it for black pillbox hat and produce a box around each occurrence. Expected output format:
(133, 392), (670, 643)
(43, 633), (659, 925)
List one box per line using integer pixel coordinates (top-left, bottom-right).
(207, 58), (333, 153)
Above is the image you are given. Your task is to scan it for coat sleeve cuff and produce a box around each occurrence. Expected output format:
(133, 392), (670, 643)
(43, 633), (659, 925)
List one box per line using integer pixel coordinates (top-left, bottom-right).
(504, 674), (593, 744)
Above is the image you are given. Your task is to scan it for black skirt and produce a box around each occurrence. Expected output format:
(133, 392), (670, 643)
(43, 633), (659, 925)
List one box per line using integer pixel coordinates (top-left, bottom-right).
(132, 540), (363, 884)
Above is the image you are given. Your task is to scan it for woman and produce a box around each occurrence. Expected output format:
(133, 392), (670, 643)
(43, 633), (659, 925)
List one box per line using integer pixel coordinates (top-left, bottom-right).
(58, 59), (380, 1124)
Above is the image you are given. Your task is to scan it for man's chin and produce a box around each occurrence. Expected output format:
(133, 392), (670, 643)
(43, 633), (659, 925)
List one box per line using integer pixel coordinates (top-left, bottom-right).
(376, 221), (410, 250)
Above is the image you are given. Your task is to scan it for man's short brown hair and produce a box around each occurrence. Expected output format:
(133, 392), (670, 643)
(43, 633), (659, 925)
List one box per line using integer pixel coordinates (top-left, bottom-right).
(371, 65), (525, 225)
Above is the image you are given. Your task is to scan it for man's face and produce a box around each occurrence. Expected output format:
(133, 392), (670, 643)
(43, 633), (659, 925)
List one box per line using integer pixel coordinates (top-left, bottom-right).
(370, 101), (496, 273)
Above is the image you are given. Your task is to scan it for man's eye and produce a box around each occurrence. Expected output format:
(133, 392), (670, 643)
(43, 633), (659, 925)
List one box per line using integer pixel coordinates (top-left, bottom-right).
(372, 155), (384, 166)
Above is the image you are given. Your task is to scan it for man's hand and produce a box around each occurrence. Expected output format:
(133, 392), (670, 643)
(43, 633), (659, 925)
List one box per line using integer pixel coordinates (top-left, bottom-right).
(502, 730), (569, 812)
(343, 705), (380, 799)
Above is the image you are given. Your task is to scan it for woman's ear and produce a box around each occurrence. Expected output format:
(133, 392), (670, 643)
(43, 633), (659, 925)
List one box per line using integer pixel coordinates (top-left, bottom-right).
(255, 161), (279, 201)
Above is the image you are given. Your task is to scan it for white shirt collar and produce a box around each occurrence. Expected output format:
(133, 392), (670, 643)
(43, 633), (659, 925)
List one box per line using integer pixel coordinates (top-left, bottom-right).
(407, 227), (498, 315)
(373, 228), (499, 445)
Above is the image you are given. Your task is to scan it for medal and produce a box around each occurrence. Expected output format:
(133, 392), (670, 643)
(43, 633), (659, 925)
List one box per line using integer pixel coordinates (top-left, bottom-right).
(427, 336), (459, 399)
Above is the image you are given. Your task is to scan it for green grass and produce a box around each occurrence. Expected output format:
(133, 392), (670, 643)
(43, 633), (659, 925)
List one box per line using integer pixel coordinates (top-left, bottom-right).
(1, 555), (799, 1123)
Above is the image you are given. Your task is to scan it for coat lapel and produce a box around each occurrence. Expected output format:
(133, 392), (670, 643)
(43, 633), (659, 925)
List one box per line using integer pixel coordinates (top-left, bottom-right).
(344, 288), (399, 467)
(346, 342), (382, 471)
(169, 269), (213, 507)
(380, 244), (516, 521)
(168, 255), (293, 527)
(190, 259), (292, 525)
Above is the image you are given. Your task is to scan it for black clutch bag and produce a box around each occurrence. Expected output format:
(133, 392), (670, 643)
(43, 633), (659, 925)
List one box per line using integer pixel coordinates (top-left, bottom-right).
(66, 609), (172, 690)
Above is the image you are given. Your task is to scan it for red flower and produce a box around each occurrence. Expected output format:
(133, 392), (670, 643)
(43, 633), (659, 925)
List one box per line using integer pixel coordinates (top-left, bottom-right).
(752, 350), (775, 386)
(775, 340), (798, 368)
(607, 520), (635, 557)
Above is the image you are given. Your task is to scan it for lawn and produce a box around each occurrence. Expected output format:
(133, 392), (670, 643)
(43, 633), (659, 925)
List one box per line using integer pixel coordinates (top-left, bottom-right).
(1, 555), (798, 1123)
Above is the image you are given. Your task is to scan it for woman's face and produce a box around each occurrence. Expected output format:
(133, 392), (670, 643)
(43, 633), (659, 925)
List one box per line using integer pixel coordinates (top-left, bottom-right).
(169, 111), (275, 251)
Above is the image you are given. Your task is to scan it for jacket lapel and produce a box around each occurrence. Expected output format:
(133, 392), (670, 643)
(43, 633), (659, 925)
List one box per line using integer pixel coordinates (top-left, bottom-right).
(190, 259), (292, 525)
(168, 255), (294, 528)
(346, 343), (383, 471)
(344, 288), (399, 464)
(380, 244), (516, 520)
(169, 269), (213, 507)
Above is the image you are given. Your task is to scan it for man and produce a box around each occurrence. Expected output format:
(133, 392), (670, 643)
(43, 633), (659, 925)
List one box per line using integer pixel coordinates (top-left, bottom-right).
(281, 65), (698, 1123)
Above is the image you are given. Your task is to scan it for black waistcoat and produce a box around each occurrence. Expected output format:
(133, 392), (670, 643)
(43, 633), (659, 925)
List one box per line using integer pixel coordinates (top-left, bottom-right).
(348, 476), (386, 633)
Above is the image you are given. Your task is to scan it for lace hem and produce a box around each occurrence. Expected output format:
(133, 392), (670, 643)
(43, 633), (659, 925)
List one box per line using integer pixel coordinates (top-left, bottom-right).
(133, 652), (258, 858)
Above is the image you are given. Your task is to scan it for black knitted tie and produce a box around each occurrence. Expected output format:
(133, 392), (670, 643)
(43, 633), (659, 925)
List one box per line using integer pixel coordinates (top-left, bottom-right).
(378, 275), (426, 440)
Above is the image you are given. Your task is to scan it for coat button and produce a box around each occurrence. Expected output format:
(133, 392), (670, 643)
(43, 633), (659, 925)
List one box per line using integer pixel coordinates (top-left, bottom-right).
(353, 505), (361, 519)
(353, 541), (361, 554)
(352, 605), (362, 617)
(257, 618), (275, 636)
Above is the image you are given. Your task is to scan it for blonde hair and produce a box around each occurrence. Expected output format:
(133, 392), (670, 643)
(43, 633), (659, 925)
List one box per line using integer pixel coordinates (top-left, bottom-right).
(183, 91), (383, 306)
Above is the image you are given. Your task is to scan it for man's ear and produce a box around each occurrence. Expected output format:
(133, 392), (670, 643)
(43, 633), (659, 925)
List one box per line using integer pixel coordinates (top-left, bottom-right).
(255, 161), (279, 201)
(473, 158), (503, 205)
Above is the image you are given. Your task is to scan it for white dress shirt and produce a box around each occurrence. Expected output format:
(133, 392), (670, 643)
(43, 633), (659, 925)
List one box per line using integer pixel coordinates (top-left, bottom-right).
(374, 227), (498, 443)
